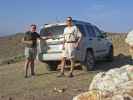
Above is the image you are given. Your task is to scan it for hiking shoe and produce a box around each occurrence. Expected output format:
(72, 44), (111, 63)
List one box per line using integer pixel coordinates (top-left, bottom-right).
(57, 73), (65, 78)
(68, 73), (74, 78)
(24, 75), (28, 78)
(31, 73), (36, 76)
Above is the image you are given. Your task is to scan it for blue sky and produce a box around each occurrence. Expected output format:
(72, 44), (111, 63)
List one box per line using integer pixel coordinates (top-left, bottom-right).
(0, 0), (133, 36)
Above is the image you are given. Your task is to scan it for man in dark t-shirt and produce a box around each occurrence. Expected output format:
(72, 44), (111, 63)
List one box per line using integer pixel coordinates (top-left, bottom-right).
(22, 24), (48, 78)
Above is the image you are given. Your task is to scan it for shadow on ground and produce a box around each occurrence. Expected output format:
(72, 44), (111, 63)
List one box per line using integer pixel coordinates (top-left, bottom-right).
(36, 53), (132, 77)
(94, 53), (132, 71)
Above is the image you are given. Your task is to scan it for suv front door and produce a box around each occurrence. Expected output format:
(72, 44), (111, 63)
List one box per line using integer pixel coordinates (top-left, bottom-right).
(93, 26), (108, 56)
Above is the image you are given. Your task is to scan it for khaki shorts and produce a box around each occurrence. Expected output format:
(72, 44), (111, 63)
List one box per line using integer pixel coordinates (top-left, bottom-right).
(25, 47), (37, 60)
(62, 43), (76, 59)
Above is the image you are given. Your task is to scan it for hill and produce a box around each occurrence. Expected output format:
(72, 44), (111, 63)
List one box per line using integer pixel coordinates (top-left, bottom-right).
(0, 32), (129, 64)
(0, 33), (24, 64)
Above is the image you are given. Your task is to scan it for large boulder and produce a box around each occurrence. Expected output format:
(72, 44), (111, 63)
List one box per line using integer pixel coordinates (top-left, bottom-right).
(73, 65), (133, 100)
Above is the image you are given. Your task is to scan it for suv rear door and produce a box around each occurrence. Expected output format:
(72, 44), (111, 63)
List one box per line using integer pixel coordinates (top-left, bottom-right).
(75, 24), (87, 61)
(93, 26), (109, 55)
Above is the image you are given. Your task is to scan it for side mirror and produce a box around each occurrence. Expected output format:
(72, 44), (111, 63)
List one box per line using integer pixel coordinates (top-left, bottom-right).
(97, 32), (107, 38)
(98, 35), (104, 38)
(101, 32), (107, 38)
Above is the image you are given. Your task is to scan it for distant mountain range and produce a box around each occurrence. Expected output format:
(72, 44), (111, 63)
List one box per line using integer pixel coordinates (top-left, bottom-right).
(0, 33), (24, 61)
(0, 32), (127, 61)
(0, 33), (23, 37)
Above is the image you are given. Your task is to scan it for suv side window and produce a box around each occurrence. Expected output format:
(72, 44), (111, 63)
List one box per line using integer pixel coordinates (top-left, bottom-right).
(76, 24), (86, 36)
(93, 26), (103, 37)
(86, 25), (96, 37)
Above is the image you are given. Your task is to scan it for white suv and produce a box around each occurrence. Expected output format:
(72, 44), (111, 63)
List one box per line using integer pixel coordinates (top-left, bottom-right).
(38, 20), (113, 71)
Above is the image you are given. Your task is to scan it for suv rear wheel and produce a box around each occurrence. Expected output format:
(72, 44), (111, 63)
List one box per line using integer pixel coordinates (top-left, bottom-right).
(82, 50), (96, 71)
(45, 61), (58, 71)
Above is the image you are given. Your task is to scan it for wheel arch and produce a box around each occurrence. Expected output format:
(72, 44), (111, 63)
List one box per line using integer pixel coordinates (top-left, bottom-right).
(87, 48), (94, 53)
(82, 48), (94, 61)
(110, 44), (113, 49)
(108, 44), (114, 53)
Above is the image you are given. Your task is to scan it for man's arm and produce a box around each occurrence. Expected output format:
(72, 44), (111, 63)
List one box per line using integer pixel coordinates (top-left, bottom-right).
(21, 38), (32, 44)
(62, 28), (67, 49)
(37, 32), (52, 40)
(75, 27), (82, 48)
(39, 36), (52, 40)
(21, 32), (33, 44)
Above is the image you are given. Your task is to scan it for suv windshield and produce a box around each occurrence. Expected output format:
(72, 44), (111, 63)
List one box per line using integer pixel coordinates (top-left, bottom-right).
(40, 25), (66, 36)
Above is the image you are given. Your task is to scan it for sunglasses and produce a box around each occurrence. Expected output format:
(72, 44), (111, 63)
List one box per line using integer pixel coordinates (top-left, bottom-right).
(67, 20), (72, 22)
(32, 27), (36, 29)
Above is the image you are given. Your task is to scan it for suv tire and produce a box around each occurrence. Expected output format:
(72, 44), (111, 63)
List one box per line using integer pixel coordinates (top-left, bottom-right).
(46, 61), (58, 71)
(106, 46), (114, 61)
(82, 50), (96, 71)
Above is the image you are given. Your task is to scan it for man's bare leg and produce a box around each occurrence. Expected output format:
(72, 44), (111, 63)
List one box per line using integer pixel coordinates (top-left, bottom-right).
(61, 58), (66, 73)
(57, 57), (66, 77)
(25, 59), (30, 78)
(68, 59), (75, 77)
(30, 59), (35, 76)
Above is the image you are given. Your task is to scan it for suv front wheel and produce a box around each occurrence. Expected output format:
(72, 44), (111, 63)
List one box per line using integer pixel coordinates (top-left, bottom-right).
(82, 50), (96, 71)
(106, 46), (114, 61)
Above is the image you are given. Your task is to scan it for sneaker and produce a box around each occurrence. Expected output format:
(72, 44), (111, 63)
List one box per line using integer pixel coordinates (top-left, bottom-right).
(68, 73), (74, 78)
(31, 73), (36, 76)
(24, 75), (28, 78)
(57, 73), (65, 77)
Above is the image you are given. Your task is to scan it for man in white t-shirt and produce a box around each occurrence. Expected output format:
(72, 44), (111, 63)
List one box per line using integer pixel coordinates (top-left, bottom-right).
(58, 17), (82, 77)
(125, 30), (133, 64)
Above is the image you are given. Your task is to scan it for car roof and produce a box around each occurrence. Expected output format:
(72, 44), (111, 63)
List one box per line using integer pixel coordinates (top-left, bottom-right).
(73, 20), (91, 25)
(43, 20), (92, 28)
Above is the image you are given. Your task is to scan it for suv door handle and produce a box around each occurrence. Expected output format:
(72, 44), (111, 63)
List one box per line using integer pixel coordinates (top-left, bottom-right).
(89, 38), (93, 40)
